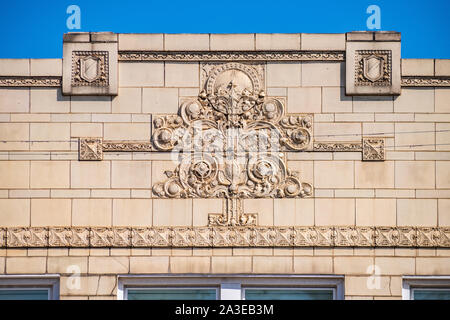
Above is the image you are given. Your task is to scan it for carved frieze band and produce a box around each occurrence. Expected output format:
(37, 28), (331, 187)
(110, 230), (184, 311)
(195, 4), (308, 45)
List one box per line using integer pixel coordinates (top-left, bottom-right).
(118, 51), (345, 62)
(79, 138), (152, 160)
(401, 76), (450, 87)
(1, 226), (449, 248)
(313, 137), (385, 161)
(0, 76), (61, 87)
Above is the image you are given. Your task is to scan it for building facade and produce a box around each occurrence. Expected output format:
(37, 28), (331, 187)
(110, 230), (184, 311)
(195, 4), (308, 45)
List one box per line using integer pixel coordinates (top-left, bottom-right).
(0, 32), (449, 300)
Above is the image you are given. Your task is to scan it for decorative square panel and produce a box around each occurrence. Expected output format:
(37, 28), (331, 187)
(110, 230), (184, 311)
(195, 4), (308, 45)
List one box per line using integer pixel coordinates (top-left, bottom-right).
(72, 51), (109, 87)
(355, 50), (391, 87)
(79, 138), (103, 161)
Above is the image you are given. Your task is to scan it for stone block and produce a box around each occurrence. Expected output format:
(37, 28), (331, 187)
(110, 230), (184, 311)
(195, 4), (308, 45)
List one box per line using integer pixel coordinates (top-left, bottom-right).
(71, 161), (110, 188)
(356, 199), (396, 226)
(0, 88), (29, 113)
(165, 34), (209, 51)
(111, 161), (151, 188)
(293, 257), (333, 274)
(113, 199), (152, 226)
(170, 257), (210, 273)
(112, 87), (141, 113)
(394, 88), (434, 113)
(30, 88), (70, 113)
(334, 257), (372, 275)
(273, 198), (314, 226)
(431, 89), (450, 113)
(30, 59), (62, 76)
(6, 257), (46, 274)
(89, 257), (129, 274)
(130, 257), (169, 273)
(153, 199), (192, 226)
(118, 33), (163, 50)
(302, 62), (343, 87)
(0, 199), (30, 227)
(416, 258), (450, 275)
(210, 34), (254, 50)
(62, 32), (118, 95)
(314, 122), (361, 142)
(397, 199), (437, 226)
(0, 123), (29, 151)
(211, 257), (252, 273)
(72, 199), (112, 226)
(287, 87), (321, 113)
(315, 199), (355, 226)
(322, 87), (352, 113)
(395, 161), (435, 189)
(29, 123), (71, 151)
(143, 88), (178, 114)
(71, 96), (111, 113)
(30, 161), (70, 188)
(256, 34), (300, 50)
(71, 123), (103, 138)
(253, 257), (292, 273)
(353, 96), (393, 113)
(243, 199), (274, 226)
(119, 62), (164, 87)
(31, 199), (72, 227)
(266, 63), (301, 87)
(438, 199), (450, 226)
(436, 161), (450, 188)
(165, 63), (199, 87)
(355, 161), (394, 188)
(435, 59), (450, 76)
(346, 39), (401, 95)
(395, 122), (435, 151)
(402, 59), (434, 76)
(301, 33), (345, 50)
(104, 123), (150, 141)
(0, 59), (29, 76)
(0, 161), (29, 188)
(47, 257), (88, 274)
(193, 199), (223, 226)
(314, 161), (354, 188)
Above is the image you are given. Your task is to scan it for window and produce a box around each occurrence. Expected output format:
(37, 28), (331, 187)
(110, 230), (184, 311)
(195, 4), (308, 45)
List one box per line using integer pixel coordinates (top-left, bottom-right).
(0, 276), (60, 300)
(403, 276), (450, 300)
(118, 275), (344, 300)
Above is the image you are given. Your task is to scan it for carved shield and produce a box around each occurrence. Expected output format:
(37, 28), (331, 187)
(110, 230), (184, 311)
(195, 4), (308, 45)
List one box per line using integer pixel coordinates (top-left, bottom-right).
(363, 55), (384, 82)
(80, 56), (101, 82)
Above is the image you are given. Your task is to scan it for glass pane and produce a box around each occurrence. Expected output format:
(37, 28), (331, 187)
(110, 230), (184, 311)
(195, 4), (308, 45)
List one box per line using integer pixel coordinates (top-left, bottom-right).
(245, 289), (333, 300)
(413, 289), (450, 300)
(0, 289), (49, 300)
(127, 288), (217, 300)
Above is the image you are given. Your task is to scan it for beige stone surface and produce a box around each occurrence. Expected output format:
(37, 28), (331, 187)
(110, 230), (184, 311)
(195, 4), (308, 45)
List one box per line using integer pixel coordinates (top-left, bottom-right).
(436, 161), (450, 188)
(302, 62), (343, 87)
(301, 33), (345, 50)
(71, 96), (111, 113)
(31, 199), (72, 227)
(294, 256), (333, 274)
(0, 161), (29, 188)
(314, 122), (361, 142)
(71, 161), (110, 188)
(165, 34), (209, 51)
(89, 257), (129, 274)
(165, 63), (199, 87)
(253, 256), (292, 273)
(315, 199), (355, 226)
(193, 199), (223, 226)
(118, 33), (163, 50)
(6, 257), (46, 274)
(0, 123), (29, 151)
(395, 123), (435, 151)
(395, 161), (435, 189)
(287, 87), (321, 113)
(334, 257), (372, 275)
(104, 123), (150, 141)
(434, 88), (450, 113)
(353, 96), (393, 113)
(356, 199), (396, 226)
(0, 199), (30, 227)
(72, 199), (112, 226)
(273, 198), (314, 226)
(119, 62), (164, 87)
(266, 63), (301, 87)
(130, 257), (169, 273)
(30, 123), (70, 151)
(322, 87), (352, 113)
(71, 123), (103, 138)
(394, 88), (434, 113)
(47, 256), (88, 273)
(153, 199), (192, 226)
(402, 59), (434, 76)
(112, 88), (141, 113)
(113, 199), (152, 226)
(416, 257), (450, 275)
(314, 161), (354, 188)
(211, 257), (252, 273)
(0, 59), (29, 75)
(30, 59), (61, 76)
(345, 276), (392, 296)
(30, 161), (70, 188)
(30, 88), (70, 113)
(111, 161), (151, 188)
(435, 59), (450, 76)
(243, 199), (274, 226)
(170, 257), (210, 273)
(210, 34), (254, 50)
(374, 257), (415, 275)
(355, 161), (394, 188)
(256, 34), (300, 50)
(0, 88), (29, 113)
(438, 199), (450, 226)
(397, 199), (437, 226)
(143, 88), (178, 114)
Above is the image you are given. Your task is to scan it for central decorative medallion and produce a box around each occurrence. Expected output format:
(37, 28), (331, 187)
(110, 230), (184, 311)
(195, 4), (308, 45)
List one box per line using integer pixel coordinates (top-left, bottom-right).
(152, 62), (313, 226)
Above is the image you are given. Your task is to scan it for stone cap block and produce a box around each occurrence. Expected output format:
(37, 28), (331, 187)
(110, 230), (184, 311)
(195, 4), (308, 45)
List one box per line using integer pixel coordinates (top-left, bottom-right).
(64, 32), (117, 43)
(301, 33), (345, 50)
(0, 59), (30, 76)
(346, 31), (401, 42)
(402, 59), (434, 76)
(118, 33), (164, 51)
(435, 59), (450, 76)
(63, 32), (90, 42)
(30, 59), (62, 76)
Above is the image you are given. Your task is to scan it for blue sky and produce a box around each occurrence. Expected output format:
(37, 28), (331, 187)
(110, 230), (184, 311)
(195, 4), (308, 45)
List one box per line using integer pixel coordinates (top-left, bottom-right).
(0, 0), (449, 58)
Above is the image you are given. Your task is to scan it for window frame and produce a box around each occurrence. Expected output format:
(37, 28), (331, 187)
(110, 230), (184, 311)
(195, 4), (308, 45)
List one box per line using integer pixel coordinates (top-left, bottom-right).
(402, 276), (450, 300)
(242, 286), (337, 300)
(0, 275), (60, 300)
(118, 274), (344, 300)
